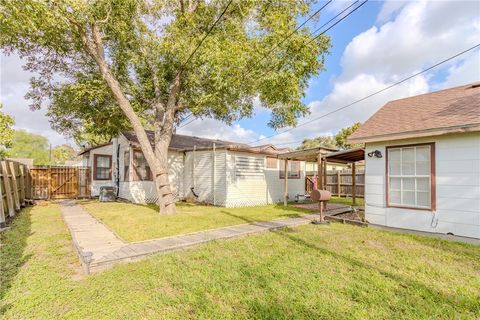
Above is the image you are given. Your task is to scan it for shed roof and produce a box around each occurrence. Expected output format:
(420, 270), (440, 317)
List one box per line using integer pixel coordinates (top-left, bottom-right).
(348, 82), (480, 143)
(277, 146), (338, 162)
(122, 130), (247, 150)
(323, 147), (364, 164)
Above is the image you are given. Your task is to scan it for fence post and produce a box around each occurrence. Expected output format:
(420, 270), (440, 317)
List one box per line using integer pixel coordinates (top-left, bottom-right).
(1, 161), (15, 217)
(9, 161), (21, 210)
(0, 167), (5, 228)
(19, 165), (26, 205)
(337, 171), (341, 196)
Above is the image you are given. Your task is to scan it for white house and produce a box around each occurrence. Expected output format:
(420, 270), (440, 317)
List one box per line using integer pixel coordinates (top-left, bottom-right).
(79, 131), (308, 207)
(349, 83), (480, 239)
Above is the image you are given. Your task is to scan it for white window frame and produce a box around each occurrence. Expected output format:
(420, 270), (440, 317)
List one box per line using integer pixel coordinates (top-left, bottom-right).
(386, 143), (435, 210)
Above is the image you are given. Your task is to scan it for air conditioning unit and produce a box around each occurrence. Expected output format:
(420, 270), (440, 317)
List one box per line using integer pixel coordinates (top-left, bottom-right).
(99, 186), (117, 202)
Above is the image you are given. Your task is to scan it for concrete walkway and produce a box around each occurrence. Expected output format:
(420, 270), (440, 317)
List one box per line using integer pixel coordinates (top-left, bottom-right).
(59, 200), (349, 273)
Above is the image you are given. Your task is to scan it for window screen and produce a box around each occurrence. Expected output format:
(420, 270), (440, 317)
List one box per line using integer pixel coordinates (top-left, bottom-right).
(133, 151), (152, 181)
(94, 155), (111, 180)
(388, 145), (432, 209)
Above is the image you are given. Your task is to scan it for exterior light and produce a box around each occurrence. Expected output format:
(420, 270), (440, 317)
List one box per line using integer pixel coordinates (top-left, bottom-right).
(367, 150), (382, 158)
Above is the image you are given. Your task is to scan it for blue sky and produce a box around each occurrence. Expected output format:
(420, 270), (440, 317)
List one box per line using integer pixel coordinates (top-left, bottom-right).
(1, 1), (479, 147)
(178, 0), (479, 147)
(236, 1), (384, 139)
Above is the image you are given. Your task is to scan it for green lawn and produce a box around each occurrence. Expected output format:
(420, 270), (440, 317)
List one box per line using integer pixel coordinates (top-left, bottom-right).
(329, 196), (365, 206)
(1, 204), (479, 319)
(80, 201), (312, 242)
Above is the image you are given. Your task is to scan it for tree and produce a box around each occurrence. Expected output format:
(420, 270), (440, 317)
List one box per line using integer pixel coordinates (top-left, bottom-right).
(6, 130), (50, 165)
(0, 103), (15, 157)
(297, 135), (336, 150)
(52, 144), (78, 164)
(1, 0), (330, 213)
(335, 122), (362, 150)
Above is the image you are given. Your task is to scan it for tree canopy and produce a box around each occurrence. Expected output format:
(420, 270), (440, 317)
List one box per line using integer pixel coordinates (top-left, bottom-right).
(0, 103), (15, 157)
(0, 0), (331, 212)
(6, 130), (50, 165)
(296, 123), (363, 150)
(297, 135), (336, 150)
(335, 122), (362, 150)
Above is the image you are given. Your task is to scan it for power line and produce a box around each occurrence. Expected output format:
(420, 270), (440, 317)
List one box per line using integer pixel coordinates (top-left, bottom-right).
(247, 43), (480, 145)
(242, 0), (333, 78)
(178, 1), (364, 129)
(180, 0), (233, 70)
(250, 0), (367, 81)
(178, 116), (198, 129)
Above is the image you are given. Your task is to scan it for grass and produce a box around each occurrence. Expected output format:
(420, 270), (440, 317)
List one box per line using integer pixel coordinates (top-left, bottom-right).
(1, 203), (479, 319)
(329, 196), (365, 206)
(80, 201), (312, 242)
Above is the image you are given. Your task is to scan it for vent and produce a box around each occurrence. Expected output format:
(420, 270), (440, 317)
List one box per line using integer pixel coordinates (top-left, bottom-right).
(235, 156), (264, 178)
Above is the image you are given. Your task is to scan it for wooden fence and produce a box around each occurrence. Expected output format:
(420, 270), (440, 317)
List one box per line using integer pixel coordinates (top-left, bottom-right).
(306, 170), (365, 198)
(29, 166), (91, 200)
(0, 159), (29, 228)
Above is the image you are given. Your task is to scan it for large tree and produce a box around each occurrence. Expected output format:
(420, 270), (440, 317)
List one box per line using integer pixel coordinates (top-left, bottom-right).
(1, 0), (330, 213)
(297, 135), (336, 150)
(335, 122), (362, 150)
(0, 103), (15, 157)
(6, 130), (50, 165)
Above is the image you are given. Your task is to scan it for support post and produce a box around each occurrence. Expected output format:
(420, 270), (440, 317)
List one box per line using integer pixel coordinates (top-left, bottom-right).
(283, 159), (289, 206)
(323, 159), (327, 190)
(317, 155), (322, 189)
(352, 162), (356, 206)
(212, 143), (216, 206)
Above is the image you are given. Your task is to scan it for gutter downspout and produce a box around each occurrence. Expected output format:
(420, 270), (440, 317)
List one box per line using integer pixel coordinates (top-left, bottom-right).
(115, 140), (120, 197)
(213, 143), (216, 206)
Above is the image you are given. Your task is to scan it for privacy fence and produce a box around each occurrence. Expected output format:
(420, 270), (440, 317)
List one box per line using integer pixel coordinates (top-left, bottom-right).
(0, 161), (91, 228)
(0, 159), (29, 228)
(306, 170), (365, 198)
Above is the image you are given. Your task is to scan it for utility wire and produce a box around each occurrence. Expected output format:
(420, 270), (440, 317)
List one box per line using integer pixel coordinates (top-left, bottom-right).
(242, 0), (333, 78)
(250, 0), (367, 81)
(180, 0), (234, 70)
(179, 1), (363, 129)
(248, 43), (480, 145)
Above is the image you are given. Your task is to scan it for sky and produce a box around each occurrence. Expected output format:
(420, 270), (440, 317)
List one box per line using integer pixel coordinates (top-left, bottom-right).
(0, 0), (479, 148)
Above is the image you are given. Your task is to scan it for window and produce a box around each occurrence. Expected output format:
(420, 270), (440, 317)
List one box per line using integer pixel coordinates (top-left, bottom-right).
(133, 150), (152, 181)
(279, 160), (301, 179)
(94, 154), (112, 180)
(387, 144), (434, 210)
(123, 150), (130, 181)
(266, 157), (277, 169)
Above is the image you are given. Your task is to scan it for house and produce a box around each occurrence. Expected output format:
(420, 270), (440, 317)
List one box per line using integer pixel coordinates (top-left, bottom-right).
(79, 131), (309, 207)
(348, 82), (480, 239)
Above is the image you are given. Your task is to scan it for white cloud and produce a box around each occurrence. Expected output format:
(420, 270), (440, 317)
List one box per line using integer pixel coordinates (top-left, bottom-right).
(262, 0), (479, 147)
(176, 118), (259, 143)
(0, 54), (71, 146)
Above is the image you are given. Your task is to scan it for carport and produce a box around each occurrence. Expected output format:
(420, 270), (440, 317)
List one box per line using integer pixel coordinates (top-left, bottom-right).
(277, 147), (364, 206)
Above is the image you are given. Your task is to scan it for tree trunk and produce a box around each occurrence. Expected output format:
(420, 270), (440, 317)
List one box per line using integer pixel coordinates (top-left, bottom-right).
(81, 23), (177, 214)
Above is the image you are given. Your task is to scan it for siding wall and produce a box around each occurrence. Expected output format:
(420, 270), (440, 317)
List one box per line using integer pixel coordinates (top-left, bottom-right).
(364, 132), (480, 238)
(183, 149), (227, 205)
(225, 151), (305, 207)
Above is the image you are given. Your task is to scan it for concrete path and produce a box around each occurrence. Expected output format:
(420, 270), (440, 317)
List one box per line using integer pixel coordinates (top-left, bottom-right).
(59, 200), (349, 274)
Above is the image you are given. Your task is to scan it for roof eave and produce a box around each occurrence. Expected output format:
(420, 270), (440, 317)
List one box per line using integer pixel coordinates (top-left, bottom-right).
(348, 123), (480, 144)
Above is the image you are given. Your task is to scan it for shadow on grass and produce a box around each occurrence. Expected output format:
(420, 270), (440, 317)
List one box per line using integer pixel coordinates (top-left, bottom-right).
(0, 208), (32, 315)
(267, 228), (480, 317)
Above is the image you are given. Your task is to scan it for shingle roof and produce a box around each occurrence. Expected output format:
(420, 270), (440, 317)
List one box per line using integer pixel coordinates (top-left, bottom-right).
(122, 130), (248, 150)
(348, 83), (480, 143)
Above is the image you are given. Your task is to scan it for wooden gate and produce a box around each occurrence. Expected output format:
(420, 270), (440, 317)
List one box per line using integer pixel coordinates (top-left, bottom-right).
(30, 166), (91, 199)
